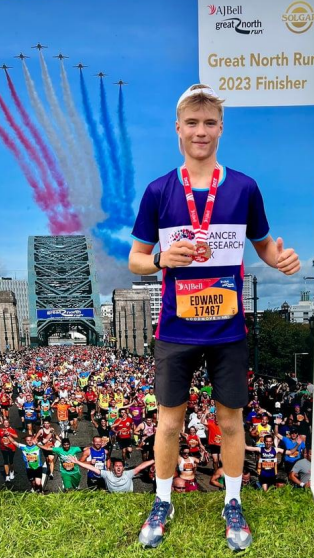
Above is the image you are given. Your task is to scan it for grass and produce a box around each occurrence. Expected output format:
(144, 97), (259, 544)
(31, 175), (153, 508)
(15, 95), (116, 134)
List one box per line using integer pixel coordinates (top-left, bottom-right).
(0, 487), (313, 558)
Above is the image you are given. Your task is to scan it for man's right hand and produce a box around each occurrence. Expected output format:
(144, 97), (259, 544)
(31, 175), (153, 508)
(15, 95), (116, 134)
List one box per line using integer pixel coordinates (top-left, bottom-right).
(161, 241), (197, 269)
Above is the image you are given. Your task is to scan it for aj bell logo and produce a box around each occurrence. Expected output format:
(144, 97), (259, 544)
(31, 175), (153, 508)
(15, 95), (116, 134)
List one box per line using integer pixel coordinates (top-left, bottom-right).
(207, 5), (242, 16)
(208, 4), (263, 34)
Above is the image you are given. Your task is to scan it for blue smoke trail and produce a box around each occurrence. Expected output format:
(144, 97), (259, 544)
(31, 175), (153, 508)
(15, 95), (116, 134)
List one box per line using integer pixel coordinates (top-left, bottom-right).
(93, 227), (131, 260)
(80, 71), (116, 224)
(118, 87), (135, 226)
(99, 80), (123, 200)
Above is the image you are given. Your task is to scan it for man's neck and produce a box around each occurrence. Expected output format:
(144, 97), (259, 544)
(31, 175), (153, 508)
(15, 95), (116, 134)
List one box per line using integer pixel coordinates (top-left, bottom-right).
(183, 154), (219, 188)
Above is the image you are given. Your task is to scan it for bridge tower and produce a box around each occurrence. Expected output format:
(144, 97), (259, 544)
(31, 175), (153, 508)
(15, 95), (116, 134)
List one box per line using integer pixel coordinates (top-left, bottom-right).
(28, 235), (103, 346)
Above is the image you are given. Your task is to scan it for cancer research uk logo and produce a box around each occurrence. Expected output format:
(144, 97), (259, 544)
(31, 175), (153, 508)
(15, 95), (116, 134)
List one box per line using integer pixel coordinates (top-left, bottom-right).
(207, 4), (263, 34)
(282, 1), (314, 33)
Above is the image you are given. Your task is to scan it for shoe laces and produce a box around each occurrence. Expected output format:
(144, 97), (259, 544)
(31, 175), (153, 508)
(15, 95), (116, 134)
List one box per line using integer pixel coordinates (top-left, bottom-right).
(224, 499), (246, 531)
(147, 498), (170, 527)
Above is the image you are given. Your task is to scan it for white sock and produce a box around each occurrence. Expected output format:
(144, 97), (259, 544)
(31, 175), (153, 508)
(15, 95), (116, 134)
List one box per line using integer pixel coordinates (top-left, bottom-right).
(224, 474), (242, 505)
(156, 476), (173, 503)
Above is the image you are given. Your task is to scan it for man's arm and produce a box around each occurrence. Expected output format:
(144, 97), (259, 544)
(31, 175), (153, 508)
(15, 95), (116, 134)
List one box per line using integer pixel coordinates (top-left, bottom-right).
(67, 456), (100, 475)
(252, 236), (300, 275)
(79, 447), (91, 463)
(7, 435), (19, 448)
(133, 459), (154, 476)
(129, 239), (197, 275)
(245, 445), (261, 453)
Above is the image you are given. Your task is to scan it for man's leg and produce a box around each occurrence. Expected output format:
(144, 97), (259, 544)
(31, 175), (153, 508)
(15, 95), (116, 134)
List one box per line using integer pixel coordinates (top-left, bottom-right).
(216, 402), (244, 483)
(139, 402), (186, 548)
(216, 402), (252, 552)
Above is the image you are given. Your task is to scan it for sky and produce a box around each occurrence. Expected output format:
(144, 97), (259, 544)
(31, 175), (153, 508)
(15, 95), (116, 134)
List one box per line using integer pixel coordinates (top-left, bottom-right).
(0, 0), (313, 310)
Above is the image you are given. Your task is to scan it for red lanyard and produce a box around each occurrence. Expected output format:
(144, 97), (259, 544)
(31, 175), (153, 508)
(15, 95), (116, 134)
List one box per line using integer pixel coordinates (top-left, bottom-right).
(181, 162), (220, 244)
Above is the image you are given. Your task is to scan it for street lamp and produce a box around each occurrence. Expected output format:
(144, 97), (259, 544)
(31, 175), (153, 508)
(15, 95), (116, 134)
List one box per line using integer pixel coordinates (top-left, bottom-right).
(294, 352), (309, 379)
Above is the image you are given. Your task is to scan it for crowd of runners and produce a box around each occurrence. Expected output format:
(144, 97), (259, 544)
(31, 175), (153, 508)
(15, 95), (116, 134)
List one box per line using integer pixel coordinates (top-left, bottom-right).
(0, 346), (312, 494)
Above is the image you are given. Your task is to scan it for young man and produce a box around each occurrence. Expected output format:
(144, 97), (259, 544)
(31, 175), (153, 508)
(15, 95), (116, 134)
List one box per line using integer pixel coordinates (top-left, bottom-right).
(68, 455), (154, 493)
(38, 437), (82, 491)
(8, 434), (43, 492)
(129, 84), (300, 551)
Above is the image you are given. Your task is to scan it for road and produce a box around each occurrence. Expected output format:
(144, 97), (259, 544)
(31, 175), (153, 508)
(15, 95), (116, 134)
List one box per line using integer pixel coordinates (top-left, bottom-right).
(0, 403), (215, 493)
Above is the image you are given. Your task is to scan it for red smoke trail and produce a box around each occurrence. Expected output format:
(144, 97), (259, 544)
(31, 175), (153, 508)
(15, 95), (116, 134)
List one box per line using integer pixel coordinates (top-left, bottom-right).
(0, 92), (59, 206)
(0, 124), (80, 234)
(5, 71), (71, 210)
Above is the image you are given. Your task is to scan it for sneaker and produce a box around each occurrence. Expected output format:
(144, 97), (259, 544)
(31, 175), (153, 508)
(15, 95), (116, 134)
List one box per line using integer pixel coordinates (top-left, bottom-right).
(139, 497), (174, 548)
(9, 471), (14, 480)
(222, 499), (252, 552)
(5, 476), (10, 483)
(49, 474), (54, 480)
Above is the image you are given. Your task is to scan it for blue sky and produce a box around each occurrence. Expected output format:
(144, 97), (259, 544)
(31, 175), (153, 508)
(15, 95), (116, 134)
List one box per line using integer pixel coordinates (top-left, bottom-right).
(0, 0), (313, 309)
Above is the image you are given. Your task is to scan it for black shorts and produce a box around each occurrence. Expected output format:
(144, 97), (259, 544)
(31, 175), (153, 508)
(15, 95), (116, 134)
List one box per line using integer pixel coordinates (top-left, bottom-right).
(208, 444), (221, 456)
(155, 338), (249, 409)
(146, 409), (157, 418)
(1, 449), (15, 465)
(27, 467), (43, 481)
(259, 474), (276, 486)
(118, 437), (132, 449)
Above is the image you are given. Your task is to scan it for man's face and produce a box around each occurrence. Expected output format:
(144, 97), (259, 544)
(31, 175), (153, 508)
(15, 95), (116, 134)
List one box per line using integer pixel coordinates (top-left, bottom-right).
(93, 437), (102, 450)
(62, 442), (70, 451)
(173, 479), (186, 492)
(261, 416), (268, 426)
(176, 105), (223, 161)
(113, 461), (124, 477)
(264, 437), (273, 448)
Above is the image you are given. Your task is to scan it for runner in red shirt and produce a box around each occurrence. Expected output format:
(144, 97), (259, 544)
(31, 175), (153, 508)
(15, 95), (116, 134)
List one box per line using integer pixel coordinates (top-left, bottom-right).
(112, 409), (134, 462)
(206, 416), (222, 472)
(0, 419), (18, 482)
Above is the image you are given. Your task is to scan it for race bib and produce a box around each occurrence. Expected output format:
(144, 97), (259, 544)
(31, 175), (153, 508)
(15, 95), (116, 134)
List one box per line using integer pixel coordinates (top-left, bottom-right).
(176, 277), (238, 321)
(62, 461), (75, 471)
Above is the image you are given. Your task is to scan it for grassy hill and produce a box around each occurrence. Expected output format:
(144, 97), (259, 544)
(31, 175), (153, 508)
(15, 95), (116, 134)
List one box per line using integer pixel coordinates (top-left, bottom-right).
(0, 487), (313, 558)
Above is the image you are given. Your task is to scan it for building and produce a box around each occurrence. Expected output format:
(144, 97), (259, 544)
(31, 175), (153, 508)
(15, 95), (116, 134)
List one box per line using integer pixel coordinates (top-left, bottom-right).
(113, 289), (153, 355)
(290, 291), (314, 324)
(132, 276), (162, 325)
(101, 303), (113, 319)
(0, 277), (29, 337)
(0, 291), (20, 352)
(243, 274), (253, 312)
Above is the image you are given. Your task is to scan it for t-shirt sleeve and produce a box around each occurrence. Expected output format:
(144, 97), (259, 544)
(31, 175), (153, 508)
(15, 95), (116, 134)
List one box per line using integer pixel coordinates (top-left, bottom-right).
(131, 184), (160, 245)
(246, 181), (270, 241)
(291, 460), (302, 474)
(126, 470), (135, 479)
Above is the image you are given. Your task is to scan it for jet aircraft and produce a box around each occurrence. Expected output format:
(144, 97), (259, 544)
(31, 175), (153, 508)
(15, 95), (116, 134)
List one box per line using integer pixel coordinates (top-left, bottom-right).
(53, 53), (69, 60)
(73, 63), (88, 69)
(114, 80), (128, 86)
(14, 53), (30, 60)
(94, 72), (108, 78)
(31, 43), (48, 50)
(1, 64), (12, 70)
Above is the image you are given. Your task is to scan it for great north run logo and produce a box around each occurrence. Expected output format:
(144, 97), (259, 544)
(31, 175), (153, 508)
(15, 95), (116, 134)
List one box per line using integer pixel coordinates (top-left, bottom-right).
(282, 1), (314, 33)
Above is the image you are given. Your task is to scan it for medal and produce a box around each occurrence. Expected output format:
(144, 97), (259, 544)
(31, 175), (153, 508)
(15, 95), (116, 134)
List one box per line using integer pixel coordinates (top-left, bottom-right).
(194, 242), (211, 263)
(181, 163), (220, 263)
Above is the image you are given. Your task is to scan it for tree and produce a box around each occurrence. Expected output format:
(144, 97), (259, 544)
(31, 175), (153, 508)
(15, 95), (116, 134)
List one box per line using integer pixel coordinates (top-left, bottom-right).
(246, 311), (311, 380)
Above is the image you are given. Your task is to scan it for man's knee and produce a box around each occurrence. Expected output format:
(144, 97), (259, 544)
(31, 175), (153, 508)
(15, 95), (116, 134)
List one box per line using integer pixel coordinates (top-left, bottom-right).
(157, 404), (186, 437)
(216, 404), (243, 437)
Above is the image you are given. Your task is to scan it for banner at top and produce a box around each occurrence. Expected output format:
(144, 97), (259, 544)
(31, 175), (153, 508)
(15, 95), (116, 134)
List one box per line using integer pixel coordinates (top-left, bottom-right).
(198, 0), (314, 106)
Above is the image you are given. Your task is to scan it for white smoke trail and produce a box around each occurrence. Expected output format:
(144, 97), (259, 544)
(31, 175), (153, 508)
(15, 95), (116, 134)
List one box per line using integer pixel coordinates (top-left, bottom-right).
(39, 53), (104, 228)
(60, 63), (104, 227)
(22, 62), (86, 226)
(93, 239), (135, 295)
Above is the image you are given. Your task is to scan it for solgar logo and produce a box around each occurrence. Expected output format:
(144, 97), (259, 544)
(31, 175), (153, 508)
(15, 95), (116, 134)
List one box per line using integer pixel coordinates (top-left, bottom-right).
(282, 1), (314, 33)
(208, 5), (242, 16)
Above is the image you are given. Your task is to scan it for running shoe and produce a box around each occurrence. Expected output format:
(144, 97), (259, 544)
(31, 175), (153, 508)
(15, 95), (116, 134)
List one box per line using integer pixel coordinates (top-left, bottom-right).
(49, 473), (54, 480)
(5, 476), (10, 483)
(222, 499), (252, 552)
(139, 497), (174, 548)
(9, 471), (14, 480)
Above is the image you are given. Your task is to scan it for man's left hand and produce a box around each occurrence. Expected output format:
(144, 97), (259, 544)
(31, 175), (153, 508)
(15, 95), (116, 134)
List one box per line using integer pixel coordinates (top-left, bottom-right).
(276, 237), (300, 275)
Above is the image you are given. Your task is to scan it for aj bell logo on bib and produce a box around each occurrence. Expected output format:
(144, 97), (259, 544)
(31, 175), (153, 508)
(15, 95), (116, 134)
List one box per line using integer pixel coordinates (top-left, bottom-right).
(175, 277), (238, 321)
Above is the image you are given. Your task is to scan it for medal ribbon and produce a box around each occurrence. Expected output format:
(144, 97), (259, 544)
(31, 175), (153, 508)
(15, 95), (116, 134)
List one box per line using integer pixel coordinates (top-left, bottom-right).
(181, 162), (220, 243)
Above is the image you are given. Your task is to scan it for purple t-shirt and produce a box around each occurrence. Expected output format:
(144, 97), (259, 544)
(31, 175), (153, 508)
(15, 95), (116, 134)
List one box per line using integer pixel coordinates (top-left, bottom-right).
(132, 166), (269, 345)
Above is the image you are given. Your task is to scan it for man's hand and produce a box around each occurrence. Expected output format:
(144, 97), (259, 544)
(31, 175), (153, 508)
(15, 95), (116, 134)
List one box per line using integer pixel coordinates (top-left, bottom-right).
(276, 237), (300, 275)
(161, 240), (197, 269)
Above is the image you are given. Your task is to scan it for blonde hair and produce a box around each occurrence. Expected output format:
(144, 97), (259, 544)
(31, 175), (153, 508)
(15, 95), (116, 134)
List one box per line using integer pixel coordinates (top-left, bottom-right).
(176, 84), (224, 120)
